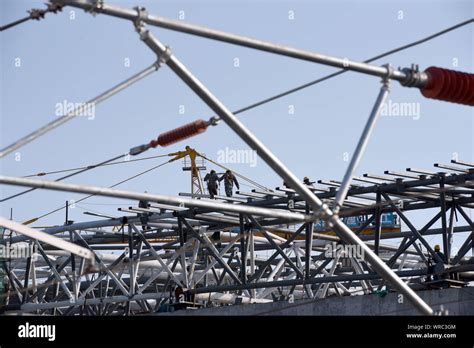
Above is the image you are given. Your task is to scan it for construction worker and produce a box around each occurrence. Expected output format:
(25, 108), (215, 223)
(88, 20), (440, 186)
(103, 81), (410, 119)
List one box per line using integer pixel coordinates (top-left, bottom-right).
(204, 170), (219, 198)
(303, 176), (315, 186)
(434, 244), (445, 263)
(174, 285), (185, 304)
(219, 170), (240, 197)
(428, 244), (446, 281)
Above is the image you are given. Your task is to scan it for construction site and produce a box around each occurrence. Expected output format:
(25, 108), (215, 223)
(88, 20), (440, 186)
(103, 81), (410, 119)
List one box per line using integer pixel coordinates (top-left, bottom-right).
(0, 0), (473, 321)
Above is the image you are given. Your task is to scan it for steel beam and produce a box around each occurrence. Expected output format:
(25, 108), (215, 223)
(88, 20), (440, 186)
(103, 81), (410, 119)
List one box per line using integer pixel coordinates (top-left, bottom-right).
(0, 176), (314, 223)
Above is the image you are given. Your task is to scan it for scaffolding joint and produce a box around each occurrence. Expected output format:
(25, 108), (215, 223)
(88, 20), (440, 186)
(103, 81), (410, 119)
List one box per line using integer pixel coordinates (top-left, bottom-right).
(134, 20), (172, 69)
(155, 46), (172, 69)
(46, 2), (64, 14)
(28, 9), (46, 20)
(133, 6), (148, 31)
(381, 64), (393, 90)
(85, 0), (104, 16)
(313, 202), (334, 225)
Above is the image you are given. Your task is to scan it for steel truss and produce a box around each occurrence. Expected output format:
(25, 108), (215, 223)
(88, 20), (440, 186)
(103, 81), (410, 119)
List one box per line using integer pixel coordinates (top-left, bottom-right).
(1, 160), (473, 315)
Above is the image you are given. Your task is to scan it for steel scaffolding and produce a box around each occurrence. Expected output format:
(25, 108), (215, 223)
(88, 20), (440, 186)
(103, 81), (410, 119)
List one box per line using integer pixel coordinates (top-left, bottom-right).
(1, 159), (473, 315)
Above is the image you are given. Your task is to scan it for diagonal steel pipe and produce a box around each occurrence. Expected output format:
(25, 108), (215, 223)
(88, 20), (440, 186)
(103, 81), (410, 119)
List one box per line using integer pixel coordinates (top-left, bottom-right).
(333, 80), (390, 212)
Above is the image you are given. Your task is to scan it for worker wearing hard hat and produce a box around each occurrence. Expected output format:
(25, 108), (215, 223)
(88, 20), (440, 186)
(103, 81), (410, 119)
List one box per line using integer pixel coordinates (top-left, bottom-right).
(434, 244), (445, 262)
(431, 244), (446, 281)
(303, 176), (315, 186)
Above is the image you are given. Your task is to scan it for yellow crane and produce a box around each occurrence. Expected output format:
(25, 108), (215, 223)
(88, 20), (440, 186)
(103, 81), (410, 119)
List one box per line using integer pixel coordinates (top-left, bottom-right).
(168, 146), (206, 197)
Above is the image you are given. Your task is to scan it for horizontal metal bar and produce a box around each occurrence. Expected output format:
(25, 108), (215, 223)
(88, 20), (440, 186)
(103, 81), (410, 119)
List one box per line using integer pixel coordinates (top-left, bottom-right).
(0, 175), (315, 223)
(12, 293), (163, 312)
(451, 159), (474, 167)
(434, 163), (468, 173)
(188, 269), (428, 294)
(407, 168), (438, 175)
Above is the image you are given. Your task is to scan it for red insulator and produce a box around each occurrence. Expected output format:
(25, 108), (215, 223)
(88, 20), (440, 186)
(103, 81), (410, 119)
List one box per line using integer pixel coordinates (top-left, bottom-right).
(149, 119), (208, 148)
(420, 66), (474, 106)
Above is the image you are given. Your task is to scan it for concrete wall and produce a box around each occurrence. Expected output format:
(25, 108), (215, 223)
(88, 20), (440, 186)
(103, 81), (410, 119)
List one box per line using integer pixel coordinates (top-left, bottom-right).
(157, 287), (474, 316)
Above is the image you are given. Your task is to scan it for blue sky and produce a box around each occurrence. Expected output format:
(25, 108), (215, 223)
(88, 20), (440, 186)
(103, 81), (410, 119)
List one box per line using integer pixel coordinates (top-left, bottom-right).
(1, 0), (473, 252)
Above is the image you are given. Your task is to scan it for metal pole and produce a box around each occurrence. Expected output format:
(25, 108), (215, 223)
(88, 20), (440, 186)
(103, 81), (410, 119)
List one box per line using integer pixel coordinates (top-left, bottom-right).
(0, 175), (314, 223)
(128, 224), (134, 297)
(177, 218), (188, 287)
(239, 214), (246, 284)
(188, 269), (429, 295)
(334, 80), (390, 212)
(249, 229), (255, 298)
(50, 0), (421, 84)
(452, 206), (474, 264)
(15, 293), (163, 312)
(374, 190), (382, 255)
(447, 205), (455, 263)
(0, 63), (159, 158)
(439, 175), (449, 263)
(137, 29), (433, 315)
(305, 203), (313, 278)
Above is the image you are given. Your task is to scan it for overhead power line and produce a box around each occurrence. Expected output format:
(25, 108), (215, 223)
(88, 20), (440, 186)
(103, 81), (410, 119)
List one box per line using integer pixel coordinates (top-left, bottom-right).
(26, 159), (173, 224)
(1, 154), (127, 203)
(226, 18), (473, 118)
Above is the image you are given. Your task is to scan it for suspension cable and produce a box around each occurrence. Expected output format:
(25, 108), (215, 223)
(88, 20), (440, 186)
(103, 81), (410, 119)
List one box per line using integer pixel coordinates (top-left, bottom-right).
(22, 153), (170, 178)
(224, 18), (474, 120)
(25, 159), (172, 224)
(1, 154), (127, 203)
(198, 153), (271, 192)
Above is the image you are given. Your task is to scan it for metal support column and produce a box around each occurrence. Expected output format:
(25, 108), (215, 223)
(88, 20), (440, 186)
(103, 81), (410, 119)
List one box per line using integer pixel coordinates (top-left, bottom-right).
(305, 204), (313, 278)
(374, 190), (382, 255)
(239, 214), (247, 284)
(439, 174), (449, 263)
